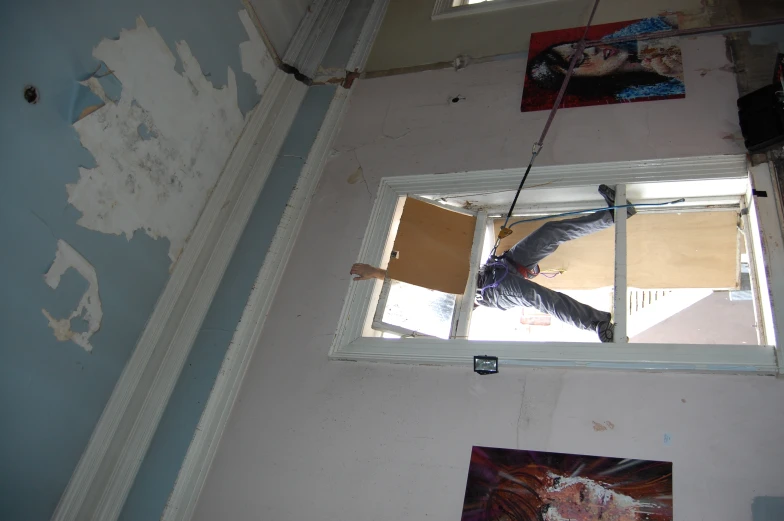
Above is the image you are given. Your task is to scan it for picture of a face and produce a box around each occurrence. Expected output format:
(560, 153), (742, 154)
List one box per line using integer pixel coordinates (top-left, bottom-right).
(550, 43), (631, 77)
(522, 17), (686, 112)
(461, 447), (673, 521)
(543, 474), (650, 521)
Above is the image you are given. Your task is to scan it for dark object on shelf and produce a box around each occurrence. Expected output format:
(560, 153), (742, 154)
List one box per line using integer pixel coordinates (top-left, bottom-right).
(738, 83), (784, 153)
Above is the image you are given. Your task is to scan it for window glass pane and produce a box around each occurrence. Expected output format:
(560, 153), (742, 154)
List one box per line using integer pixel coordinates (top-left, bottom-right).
(469, 288), (611, 342)
(382, 280), (456, 339)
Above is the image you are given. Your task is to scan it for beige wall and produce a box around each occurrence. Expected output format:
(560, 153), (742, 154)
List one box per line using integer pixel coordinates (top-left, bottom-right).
(188, 34), (784, 521)
(365, 0), (705, 72)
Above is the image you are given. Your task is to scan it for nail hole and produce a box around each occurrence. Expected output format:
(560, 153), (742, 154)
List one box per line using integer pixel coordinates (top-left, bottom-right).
(24, 85), (39, 104)
(451, 97), (460, 103)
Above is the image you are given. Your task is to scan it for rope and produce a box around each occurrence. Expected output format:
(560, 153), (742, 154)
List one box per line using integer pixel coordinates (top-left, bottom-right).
(478, 261), (510, 299)
(505, 199), (684, 229)
(495, 0), (603, 254)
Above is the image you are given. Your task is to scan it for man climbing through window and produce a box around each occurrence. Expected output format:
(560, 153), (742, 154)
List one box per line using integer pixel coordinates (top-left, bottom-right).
(350, 185), (634, 343)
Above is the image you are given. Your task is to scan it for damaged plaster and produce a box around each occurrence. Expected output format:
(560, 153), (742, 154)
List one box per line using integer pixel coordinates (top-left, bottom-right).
(41, 240), (103, 352)
(239, 10), (277, 95)
(69, 11), (274, 262)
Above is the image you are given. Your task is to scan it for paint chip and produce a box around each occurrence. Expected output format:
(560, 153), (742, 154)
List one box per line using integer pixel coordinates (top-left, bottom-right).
(68, 11), (273, 263)
(238, 10), (276, 96)
(592, 420), (614, 432)
(41, 240), (102, 352)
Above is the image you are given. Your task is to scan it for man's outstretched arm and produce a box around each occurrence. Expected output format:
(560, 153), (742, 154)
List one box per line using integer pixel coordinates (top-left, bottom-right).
(350, 263), (386, 281)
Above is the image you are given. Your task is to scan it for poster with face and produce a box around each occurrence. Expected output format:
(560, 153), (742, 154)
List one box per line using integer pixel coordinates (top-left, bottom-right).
(522, 17), (685, 112)
(461, 447), (673, 521)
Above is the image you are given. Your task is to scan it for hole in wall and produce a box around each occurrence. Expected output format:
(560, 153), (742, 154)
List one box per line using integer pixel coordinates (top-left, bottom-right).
(24, 85), (40, 104)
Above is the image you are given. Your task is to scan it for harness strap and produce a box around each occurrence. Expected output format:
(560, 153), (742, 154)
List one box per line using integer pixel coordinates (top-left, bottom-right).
(478, 260), (509, 298)
(501, 253), (540, 280)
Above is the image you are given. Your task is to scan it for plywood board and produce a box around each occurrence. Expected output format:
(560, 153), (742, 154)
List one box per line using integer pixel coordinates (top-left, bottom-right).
(388, 198), (476, 294)
(494, 212), (739, 290)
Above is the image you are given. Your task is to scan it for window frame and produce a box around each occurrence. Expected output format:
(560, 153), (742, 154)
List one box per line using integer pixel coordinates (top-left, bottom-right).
(431, 0), (560, 21)
(329, 156), (783, 375)
(370, 197), (487, 339)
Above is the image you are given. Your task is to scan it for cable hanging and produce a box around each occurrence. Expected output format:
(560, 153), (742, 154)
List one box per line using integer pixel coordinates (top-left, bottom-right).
(505, 199), (685, 229)
(493, 0), (601, 255)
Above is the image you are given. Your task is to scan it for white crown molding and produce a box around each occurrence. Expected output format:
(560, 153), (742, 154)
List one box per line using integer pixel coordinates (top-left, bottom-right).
(296, 0), (352, 78)
(161, 86), (352, 521)
(161, 1), (391, 517)
(345, 0), (389, 72)
(282, 0), (328, 67)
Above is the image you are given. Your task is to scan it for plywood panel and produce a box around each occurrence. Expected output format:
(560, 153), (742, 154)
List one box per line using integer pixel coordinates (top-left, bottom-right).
(388, 198), (476, 294)
(494, 212), (739, 290)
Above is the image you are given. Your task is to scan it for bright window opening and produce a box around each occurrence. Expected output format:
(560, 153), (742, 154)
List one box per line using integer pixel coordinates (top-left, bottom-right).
(369, 185), (762, 346)
(330, 157), (782, 374)
(432, 0), (560, 21)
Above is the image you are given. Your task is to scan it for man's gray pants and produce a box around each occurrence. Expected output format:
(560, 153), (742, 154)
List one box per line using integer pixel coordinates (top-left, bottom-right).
(478, 210), (614, 331)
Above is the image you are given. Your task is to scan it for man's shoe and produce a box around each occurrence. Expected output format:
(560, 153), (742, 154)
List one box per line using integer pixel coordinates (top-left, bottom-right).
(596, 320), (615, 343)
(598, 184), (636, 219)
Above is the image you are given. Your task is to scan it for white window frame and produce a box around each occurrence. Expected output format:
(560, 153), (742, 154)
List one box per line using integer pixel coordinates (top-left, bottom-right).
(329, 155), (784, 375)
(431, 0), (559, 20)
(371, 195), (487, 339)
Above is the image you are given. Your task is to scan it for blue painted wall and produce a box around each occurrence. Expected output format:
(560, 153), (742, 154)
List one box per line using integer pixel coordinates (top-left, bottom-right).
(0, 0), (261, 519)
(119, 84), (338, 521)
(118, 2), (379, 516)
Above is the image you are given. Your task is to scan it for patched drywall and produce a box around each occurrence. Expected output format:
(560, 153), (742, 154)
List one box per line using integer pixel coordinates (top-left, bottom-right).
(41, 240), (102, 352)
(69, 11), (273, 262)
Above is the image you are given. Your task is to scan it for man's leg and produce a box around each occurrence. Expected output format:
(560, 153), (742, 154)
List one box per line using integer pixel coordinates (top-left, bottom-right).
(488, 274), (611, 333)
(505, 210), (614, 269)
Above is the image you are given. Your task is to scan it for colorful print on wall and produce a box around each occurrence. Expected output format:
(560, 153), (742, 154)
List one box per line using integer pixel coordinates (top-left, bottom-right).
(522, 16), (685, 112)
(461, 446), (673, 521)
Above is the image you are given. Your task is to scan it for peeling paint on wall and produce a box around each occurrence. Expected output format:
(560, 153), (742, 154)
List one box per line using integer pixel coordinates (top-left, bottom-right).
(69, 11), (274, 262)
(41, 240), (103, 352)
(239, 10), (277, 95)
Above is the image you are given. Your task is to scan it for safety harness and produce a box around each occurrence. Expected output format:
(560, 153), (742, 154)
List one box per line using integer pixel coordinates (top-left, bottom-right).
(477, 253), (540, 301)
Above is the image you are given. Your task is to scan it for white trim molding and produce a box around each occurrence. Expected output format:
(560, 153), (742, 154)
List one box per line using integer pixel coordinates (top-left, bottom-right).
(161, 4), (393, 517)
(287, 0), (351, 78)
(282, 0), (328, 66)
(432, 0), (559, 21)
(748, 162), (784, 375)
(162, 87), (353, 521)
(346, 0), (390, 72)
(329, 154), (782, 375)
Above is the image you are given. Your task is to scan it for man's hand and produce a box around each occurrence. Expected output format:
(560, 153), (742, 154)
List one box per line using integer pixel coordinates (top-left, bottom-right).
(350, 263), (386, 281)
